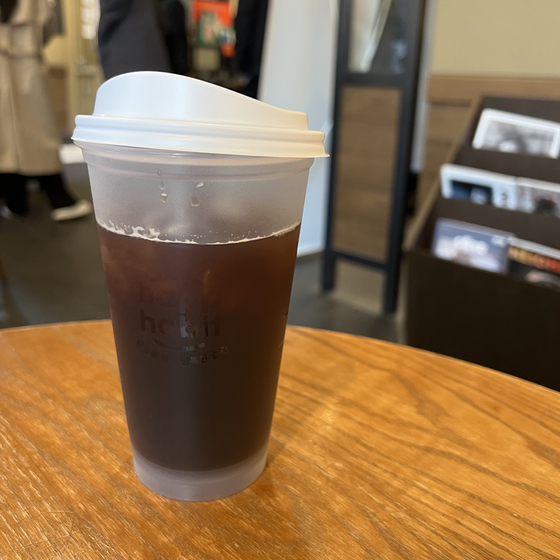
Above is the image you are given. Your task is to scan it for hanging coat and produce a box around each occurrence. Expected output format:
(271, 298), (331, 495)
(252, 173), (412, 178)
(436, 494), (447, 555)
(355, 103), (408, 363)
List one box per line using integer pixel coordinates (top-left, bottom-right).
(0, 0), (62, 175)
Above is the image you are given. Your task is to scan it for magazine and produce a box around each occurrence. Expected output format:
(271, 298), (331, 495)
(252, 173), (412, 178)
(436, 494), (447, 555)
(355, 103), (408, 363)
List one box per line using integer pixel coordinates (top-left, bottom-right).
(432, 219), (511, 273)
(440, 164), (518, 209)
(516, 178), (560, 217)
(440, 164), (560, 217)
(508, 238), (560, 289)
(472, 109), (560, 158)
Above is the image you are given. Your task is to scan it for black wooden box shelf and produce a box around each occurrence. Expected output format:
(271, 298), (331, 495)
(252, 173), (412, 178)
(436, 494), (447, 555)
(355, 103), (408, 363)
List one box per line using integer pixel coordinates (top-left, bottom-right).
(405, 96), (560, 391)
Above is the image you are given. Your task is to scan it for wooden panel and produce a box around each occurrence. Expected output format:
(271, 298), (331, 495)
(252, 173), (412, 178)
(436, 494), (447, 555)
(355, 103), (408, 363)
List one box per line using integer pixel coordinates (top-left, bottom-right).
(333, 86), (401, 260)
(428, 74), (560, 105)
(424, 104), (471, 143)
(416, 140), (452, 206)
(416, 104), (471, 205)
(406, 100), (482, 252)
(46, 65), (68, 137)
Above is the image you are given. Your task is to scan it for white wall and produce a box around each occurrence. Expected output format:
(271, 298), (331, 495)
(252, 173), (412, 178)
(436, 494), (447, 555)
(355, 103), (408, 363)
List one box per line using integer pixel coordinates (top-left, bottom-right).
(431, 0), (560, 77)
(259, 0), (338, 256)
(410, 0), (437, 174)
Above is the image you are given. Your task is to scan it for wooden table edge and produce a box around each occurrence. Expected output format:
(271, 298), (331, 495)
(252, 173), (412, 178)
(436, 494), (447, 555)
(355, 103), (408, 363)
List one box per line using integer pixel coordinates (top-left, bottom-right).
(0, 320), (555, 401)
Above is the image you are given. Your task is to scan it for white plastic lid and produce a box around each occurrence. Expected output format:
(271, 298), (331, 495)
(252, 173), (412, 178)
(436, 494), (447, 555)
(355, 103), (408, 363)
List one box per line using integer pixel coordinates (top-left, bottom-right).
(72, 72), (326, 159)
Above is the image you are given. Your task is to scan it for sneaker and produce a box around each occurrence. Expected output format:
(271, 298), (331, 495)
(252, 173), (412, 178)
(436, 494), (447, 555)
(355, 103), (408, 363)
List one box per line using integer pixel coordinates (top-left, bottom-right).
(51, 200), (93, 222)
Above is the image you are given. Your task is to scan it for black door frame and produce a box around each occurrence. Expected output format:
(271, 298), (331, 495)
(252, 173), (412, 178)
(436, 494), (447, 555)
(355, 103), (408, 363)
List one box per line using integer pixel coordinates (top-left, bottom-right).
(322, 0), (427, 313)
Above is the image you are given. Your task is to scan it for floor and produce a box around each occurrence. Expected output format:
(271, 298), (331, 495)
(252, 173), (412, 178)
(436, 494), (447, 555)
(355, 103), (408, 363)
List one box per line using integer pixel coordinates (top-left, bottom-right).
(0, 164), (401, 343)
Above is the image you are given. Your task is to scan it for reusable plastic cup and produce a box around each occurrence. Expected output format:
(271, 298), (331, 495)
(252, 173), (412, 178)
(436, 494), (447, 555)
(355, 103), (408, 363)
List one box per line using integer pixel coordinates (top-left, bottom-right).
(72, 72), (326, 501)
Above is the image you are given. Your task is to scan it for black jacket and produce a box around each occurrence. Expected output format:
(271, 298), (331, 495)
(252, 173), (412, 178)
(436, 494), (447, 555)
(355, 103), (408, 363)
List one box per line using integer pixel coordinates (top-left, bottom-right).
(98, 0), (171, 80)
(234, 0), (269, 98)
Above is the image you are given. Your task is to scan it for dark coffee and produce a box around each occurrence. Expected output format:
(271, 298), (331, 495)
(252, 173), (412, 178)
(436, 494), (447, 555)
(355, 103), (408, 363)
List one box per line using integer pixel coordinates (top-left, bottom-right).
(98, 224), (300, 471)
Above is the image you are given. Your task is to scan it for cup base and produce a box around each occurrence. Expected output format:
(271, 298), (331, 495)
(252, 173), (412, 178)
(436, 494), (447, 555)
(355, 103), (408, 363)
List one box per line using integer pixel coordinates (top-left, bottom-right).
(131, 444), (268, 501)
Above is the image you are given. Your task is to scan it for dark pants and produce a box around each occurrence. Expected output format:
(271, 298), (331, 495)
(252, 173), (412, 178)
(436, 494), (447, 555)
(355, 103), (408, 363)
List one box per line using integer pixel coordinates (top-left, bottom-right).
(0, 173), (75, 214)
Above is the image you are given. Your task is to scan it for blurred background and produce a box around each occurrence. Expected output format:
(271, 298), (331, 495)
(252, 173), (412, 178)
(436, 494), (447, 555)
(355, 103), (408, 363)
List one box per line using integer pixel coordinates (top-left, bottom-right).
(1, 0), (559, 389)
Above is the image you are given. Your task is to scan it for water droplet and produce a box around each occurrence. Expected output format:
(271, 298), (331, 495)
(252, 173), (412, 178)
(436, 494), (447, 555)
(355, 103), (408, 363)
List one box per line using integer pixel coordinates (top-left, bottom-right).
(161, 193), (168, 202)
(196, 182), (204, 188)
(159, 181), (165, 190)
(157, 170), (162, 176)
(191, 196), (200, 207)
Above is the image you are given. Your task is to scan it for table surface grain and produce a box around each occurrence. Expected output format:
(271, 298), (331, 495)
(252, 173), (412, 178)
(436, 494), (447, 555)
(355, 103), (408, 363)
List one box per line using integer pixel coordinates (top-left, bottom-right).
(0, 321), (559, 559)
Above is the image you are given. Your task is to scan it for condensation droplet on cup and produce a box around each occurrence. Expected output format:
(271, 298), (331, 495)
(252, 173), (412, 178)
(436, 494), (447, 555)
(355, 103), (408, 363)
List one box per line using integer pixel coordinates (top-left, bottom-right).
(159, 181), (165, 190)
(196, 182), (204, 188)
(191, 196), (200, 207)
(161, 193), (168, 202)
(157, 170), (162, 176)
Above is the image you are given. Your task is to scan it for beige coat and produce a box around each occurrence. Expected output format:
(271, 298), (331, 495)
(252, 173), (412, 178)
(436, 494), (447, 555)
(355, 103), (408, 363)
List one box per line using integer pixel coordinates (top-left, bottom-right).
(0, 0), (62, 175)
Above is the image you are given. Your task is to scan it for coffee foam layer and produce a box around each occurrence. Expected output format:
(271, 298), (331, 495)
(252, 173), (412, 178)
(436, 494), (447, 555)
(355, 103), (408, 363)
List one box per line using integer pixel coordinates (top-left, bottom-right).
(97, 219), (299, 245)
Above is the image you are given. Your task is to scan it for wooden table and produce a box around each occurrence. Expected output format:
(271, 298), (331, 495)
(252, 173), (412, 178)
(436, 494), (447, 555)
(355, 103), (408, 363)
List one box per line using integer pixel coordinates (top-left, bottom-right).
(1, 322), (559, 559)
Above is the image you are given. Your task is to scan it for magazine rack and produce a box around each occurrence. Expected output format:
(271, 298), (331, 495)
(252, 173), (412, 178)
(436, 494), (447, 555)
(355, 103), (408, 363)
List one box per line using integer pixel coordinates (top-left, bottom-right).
(405, 96), (560, 390)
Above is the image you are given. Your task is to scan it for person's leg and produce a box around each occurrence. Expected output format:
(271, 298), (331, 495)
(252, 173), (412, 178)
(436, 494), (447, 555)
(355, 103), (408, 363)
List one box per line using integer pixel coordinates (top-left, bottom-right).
(0, 173), (28, 215)
(36, 173), (76, 209)
(36, 173), (92, 221)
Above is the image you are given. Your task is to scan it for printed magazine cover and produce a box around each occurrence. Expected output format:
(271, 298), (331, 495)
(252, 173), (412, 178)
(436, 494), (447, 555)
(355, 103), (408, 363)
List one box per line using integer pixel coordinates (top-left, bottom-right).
(508, 238), (560, 289)
(432, 219), (511, 273)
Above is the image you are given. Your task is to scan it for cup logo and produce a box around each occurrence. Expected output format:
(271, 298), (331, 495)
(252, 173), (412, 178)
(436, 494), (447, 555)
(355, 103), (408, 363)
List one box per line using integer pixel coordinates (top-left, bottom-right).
(136, 280), (228, 365)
